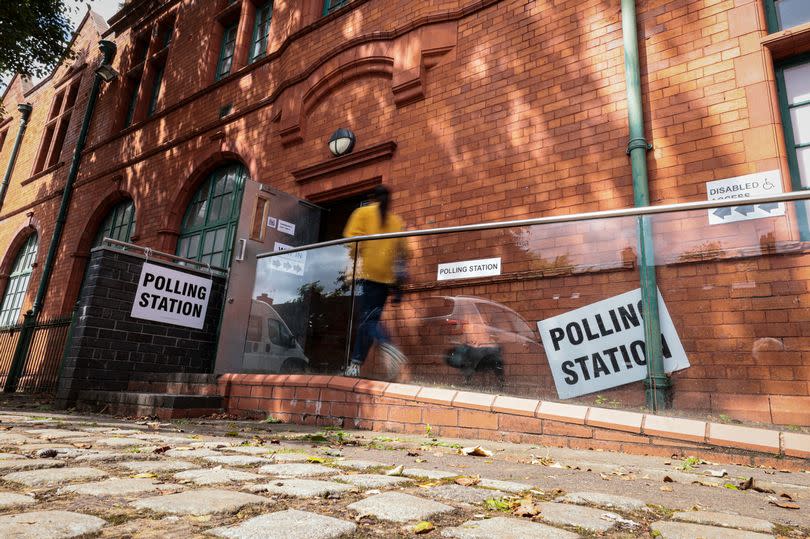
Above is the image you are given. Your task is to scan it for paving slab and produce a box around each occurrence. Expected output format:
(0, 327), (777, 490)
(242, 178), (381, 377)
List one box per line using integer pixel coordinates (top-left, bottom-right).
(204, 455), (273, 467)
(0, 452), (27, 459)
(258, 463), (335, 477)
(4, 466), (107, 487)
(131, 488), (268, 515)
(331, 474), (413, 489)
(0, 491), (37, 509)
(174, 468), (263, 485)
(0, 510), (106, 538)
(651, 521), (774, 539)
(557, 491), (647, 511)
(94, 437), (151, 448)
(208, 508), (357, 539)
(34, 447), (87, 459)
(75, 451), (147, 463)
(477, 478), (533, 493)
(265, 452), (312, 463)
(425, 484), (507, 504)
(165, 448), (221, 458)
(441, 517), (578, 539)
(402, 468), (459, 480)
(57, 478), (181, 496)
(672, 511), (775, 533)
(221, 446), (275, 456)
(25, 429), (85, 440)
(347, 491), (454, 522)
(0, 433), (34, 444)
(191, 440), (239, 448)
(333, 459), (389, 470)
(537, 502), (625, 533)
(249, 479), (357, 498)
(129, 434), (195, 444)
(117, 460), (196, 473)
(0, 458), (65, 472)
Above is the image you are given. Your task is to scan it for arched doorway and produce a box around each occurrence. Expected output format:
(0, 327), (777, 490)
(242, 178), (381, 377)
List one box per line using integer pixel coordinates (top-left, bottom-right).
(175, 162), (247, 268)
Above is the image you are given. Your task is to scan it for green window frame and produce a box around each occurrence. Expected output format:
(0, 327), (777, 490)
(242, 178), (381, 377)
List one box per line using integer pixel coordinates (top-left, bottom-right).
(323, 0), (351, 16)
(93, 200), (136, 247)
(765, 0), (810, 32)
(250, 2), (273, 62)
(216, 23), (239, 80)
(124, 72), (142, 128)
(0, 234), (38, 327)
(775, 53), (810, 238)
(176, 163), (247, 268)
(147, 65), (165, 117)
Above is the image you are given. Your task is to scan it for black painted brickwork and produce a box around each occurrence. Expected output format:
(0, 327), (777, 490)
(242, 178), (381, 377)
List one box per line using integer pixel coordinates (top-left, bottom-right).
(55, 247), (226, 407)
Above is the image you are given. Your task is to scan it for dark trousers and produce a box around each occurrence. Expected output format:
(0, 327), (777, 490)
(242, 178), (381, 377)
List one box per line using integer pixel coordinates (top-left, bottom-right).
(350, 280), (390, 365)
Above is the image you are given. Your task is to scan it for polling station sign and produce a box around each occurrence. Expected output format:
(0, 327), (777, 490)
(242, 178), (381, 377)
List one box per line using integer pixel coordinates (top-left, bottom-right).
(537, 288), (689, 399)
(437, 257), (501, 281)
(130, 262), (212, 329)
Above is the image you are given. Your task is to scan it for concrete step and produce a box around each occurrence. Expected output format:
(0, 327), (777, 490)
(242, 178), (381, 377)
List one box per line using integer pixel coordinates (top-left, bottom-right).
(126, 372), (219, 396)
(77, 390), (222, 420)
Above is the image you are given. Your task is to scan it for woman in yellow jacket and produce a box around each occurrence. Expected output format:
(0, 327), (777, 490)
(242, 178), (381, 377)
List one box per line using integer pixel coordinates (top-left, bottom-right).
(343, 185), (407, 377)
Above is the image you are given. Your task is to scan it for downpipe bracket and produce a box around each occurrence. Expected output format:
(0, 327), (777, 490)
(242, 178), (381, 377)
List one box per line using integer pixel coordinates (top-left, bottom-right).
(626, 137), (653, 155)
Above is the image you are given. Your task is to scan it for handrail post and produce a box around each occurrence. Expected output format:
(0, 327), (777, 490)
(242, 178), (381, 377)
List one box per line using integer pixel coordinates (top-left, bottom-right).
(622, 0), (670, 410)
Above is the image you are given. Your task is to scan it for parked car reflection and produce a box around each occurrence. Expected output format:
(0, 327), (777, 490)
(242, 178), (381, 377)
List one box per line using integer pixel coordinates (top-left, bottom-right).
(242, 299), (309, 373)
(417, 295), (542, 383)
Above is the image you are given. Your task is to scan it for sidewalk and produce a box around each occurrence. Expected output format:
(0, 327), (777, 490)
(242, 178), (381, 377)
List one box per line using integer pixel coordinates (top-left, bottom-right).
(0, 405), (807, 538)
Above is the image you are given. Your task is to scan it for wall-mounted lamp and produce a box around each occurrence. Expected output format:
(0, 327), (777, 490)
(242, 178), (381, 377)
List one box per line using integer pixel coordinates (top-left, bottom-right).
(328, 127), (356, 157)
(94, 64), (119, 82)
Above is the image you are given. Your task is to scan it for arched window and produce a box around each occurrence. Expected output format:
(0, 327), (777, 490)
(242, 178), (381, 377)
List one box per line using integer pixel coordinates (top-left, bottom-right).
(93, 199), (136, 247)
(0, 234), (38, 327)
(176, 163), (246, 268)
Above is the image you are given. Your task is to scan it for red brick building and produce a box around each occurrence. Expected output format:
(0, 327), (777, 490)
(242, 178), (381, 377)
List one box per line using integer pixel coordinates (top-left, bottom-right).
(2, 0), (810, 425)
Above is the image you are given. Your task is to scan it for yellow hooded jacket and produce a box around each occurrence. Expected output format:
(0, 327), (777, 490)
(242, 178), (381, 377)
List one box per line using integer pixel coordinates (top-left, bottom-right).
(343, 202), (407, 285)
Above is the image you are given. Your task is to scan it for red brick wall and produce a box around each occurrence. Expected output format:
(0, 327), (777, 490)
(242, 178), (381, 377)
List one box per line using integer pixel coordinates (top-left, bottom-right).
(0, 0), (806, 421)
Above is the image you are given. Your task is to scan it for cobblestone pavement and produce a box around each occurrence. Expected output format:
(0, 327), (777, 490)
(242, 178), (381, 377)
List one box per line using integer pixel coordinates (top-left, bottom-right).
(0, 407), (808, 538)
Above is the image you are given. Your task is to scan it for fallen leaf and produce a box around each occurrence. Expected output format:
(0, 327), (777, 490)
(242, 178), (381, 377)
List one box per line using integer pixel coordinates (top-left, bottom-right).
(780, 493), (795, 501)
(660, 486), (673, 492)
(386, 465), (404, 476)
(599, 473), (611, 481)
(307, 456), (326, 463)
(153, 446), (170, 454)
(131, 473), (157, 479)
(705, 469), (727, 478)
(691, 480), (719, 488)
(407, 451), (420, 457)
(663, 476), (674, 483)
(415, 458), (427, 463)
(723, 483), (739, 490)
(455, 475), (481, 487)
(770, 500), (800, 510)
(73, 443), (92, 449)
(462, 446), (493, 457)
(418, 481), (441, 488)
(413, 521), (435, 534)
(738, 477), (753, 490)
(513, 499), (541, 517)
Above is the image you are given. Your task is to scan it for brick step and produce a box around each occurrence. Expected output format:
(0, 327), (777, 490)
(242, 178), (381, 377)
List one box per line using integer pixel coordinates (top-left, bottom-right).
(77, 390), (222, 420)
(126, 380), (219, 396)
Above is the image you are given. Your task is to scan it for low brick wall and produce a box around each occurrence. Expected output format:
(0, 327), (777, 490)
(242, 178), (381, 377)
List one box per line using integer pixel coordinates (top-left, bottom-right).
(55, 247), (226, 408)
(218, 373), (810, 470)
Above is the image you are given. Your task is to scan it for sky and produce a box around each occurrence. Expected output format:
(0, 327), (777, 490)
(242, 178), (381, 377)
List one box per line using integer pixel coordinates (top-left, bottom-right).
(1, 0), (124, 93)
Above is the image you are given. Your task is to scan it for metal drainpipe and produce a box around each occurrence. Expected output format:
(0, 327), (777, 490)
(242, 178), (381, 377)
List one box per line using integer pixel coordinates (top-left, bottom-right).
(0, 103), (34, 214)
(4, 40), (117, 393)
(621, 0), (670, 410)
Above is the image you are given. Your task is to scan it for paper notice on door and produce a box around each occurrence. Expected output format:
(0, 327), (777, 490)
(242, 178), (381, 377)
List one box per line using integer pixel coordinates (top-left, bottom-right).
(277, 219), (295, 236)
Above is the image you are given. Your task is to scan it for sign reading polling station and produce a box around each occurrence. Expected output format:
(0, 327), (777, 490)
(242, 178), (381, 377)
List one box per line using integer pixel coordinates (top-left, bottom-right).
(537, 288), (689, 399)
(131, 262), (212, 329)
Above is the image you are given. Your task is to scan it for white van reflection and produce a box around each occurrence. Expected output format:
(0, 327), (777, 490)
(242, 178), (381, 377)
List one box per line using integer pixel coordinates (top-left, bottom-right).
(242, 299), (309, 373)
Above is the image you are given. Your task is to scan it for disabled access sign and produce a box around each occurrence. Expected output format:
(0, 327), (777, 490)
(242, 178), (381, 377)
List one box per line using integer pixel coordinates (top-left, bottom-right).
(706, 170), (784, 225)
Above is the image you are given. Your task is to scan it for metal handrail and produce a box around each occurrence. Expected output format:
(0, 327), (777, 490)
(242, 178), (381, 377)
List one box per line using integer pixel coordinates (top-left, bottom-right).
(101, 238), (229, 273)
(257, 190), (810, 258)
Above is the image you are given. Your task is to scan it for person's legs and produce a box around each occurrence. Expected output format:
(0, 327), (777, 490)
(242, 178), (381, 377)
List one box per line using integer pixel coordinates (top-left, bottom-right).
(348, 281), (390, 374)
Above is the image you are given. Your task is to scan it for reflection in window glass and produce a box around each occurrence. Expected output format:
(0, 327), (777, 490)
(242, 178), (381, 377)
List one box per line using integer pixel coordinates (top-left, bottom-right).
(0, 234), (38, 327)
(776, 0), (810, 31)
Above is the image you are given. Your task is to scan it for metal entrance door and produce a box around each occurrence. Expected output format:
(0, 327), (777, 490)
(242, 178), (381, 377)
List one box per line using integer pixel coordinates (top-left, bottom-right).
(214, 182), (321, 374)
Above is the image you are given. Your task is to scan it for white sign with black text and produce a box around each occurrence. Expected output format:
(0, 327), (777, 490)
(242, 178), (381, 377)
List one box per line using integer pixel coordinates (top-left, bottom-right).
(130, 263), (212, 329)
(270, 242), (307, 276)
(277, 219), (296, 236)
(537, 288), (689, 399)
(437, 257), (501, 281)
(707, 170), (784, 224)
